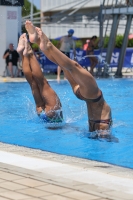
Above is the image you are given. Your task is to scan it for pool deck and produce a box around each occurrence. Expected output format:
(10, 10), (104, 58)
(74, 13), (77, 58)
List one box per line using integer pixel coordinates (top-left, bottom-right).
(0, 75), (133, 200)
(0, 142), (133, 200)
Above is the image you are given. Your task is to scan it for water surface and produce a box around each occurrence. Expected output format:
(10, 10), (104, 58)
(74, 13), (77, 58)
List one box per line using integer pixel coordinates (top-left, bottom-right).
(0, 78), (133, 168)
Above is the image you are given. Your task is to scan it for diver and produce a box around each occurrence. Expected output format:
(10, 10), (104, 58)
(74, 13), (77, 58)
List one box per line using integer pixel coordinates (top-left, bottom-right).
(24, 20), (112, 134)
(17, 33), (63, 124)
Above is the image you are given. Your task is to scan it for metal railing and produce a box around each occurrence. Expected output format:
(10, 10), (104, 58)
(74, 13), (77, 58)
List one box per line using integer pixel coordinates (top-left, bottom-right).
(99, 0), (133, 77)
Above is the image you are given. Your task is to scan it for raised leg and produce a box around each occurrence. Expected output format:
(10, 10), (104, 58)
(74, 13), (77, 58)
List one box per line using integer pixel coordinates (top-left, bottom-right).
(23, 55), (45, 113)
(22, 33), (62, 114)
(24, 22), (112, 132)
(23, 35), (50, 91)
(25, 21), (39, 43)
(17, 34), (44, 114)
(62, 67), (79, 94)
(36, 26), (100, 99)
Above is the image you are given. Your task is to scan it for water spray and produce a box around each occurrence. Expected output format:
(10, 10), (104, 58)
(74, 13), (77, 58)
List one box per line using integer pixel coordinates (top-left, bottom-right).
(80, 54), (110, 75)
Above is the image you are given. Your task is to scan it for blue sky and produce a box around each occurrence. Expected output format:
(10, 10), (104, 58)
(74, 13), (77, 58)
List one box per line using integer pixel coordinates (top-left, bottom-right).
(28, 0), (40, 9)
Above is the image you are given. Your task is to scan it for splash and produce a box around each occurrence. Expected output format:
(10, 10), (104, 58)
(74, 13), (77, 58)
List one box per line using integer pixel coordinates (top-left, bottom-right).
(44, 121), (65, 129)
(88, 129), (119, 143)
(81, 54), (110, 75)
(25, 97), (36, 120)
(61, 94), (86, 123)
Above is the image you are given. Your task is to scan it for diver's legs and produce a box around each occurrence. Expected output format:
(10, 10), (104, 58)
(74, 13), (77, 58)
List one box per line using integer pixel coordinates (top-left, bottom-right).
(25, 21), (39, 43)
(23, 34), (62, 112)
(17, 34), (44, 113)
(25, 21), (100, 99)
(36, 27), (100, 99)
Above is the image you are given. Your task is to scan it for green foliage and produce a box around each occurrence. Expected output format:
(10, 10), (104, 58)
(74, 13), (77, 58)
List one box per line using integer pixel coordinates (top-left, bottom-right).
(127, 38), (133, 47)
(22, 0), (40, 33)
(22, 0), (30, 17)
(115, 34), (124, 48)
(103, 36), (110, 48)
(51, 40), (59, 47)
(75, 40), (83, 49)
(103, 34), (133, 48)
(22, 0), (40, 17)
(31, 43), (39, 51)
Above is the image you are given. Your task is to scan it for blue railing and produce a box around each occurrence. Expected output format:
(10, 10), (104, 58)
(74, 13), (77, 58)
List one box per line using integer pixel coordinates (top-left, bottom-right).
(37, 48), (133, 73)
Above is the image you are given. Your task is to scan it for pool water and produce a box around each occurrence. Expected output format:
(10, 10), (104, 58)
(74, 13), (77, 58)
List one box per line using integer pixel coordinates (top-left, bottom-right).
(0, 78), (133, 169)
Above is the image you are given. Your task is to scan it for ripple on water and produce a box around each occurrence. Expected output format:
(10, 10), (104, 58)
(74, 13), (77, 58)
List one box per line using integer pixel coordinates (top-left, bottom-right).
(0, 80), (133, 168)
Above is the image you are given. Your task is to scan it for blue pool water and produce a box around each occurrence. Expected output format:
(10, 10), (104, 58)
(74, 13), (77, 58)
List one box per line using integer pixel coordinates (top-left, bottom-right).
(0, 78), (133, 169)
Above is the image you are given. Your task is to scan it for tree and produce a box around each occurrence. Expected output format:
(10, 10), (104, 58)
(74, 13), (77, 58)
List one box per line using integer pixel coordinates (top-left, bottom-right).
(22, 0), (40, 17)
(22, 0), (40, 33)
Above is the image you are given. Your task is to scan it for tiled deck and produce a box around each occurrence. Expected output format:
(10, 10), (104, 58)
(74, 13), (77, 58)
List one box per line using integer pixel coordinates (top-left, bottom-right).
(0, 164), (109, 200)
(0, 143), (133, 200)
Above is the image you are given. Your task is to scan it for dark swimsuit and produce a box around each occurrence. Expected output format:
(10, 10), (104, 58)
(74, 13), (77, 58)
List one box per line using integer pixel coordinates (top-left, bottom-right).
(87, 41), (95, 54)
(75, 87), (112, 132)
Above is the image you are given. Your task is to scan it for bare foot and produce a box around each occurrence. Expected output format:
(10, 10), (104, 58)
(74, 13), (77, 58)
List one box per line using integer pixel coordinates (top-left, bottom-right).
(17, 34), (25, 53)
(23, 34), (33, 56)
(25, 20), (39, 43)
(35, 27), (51, 52)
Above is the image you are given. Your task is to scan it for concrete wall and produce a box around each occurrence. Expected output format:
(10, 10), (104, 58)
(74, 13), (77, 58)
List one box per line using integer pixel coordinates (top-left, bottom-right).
(0, 6), (21, 76)
(41, 0), (100, 12)
(40, 0), (100, 39)
(40, 0), (132, 40)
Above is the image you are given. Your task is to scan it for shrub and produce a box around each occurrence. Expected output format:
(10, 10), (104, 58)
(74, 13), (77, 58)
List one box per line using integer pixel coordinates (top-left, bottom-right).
(103, 36), (110, 48)
(103, 34), (133, 48)
(127, 38), (133, 47)
(31, 43), (39, 51)
(75, 40), (83, 49)
(115, 34), (124, 48)
(51, 39), (59, 47)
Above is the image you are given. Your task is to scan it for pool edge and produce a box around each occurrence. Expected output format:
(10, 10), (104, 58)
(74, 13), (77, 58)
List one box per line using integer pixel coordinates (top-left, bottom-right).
(0, 142), (133, 179)
(0, 142), (133, 200)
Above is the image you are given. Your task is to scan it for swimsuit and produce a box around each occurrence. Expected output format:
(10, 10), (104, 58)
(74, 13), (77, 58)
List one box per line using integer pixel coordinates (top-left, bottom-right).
(89, 119), (112, 132)
(75, 87), (102, 102)
(38, 110), (63, 123)
(75, 87), (112, 131)
(87, 41), (95, 54)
